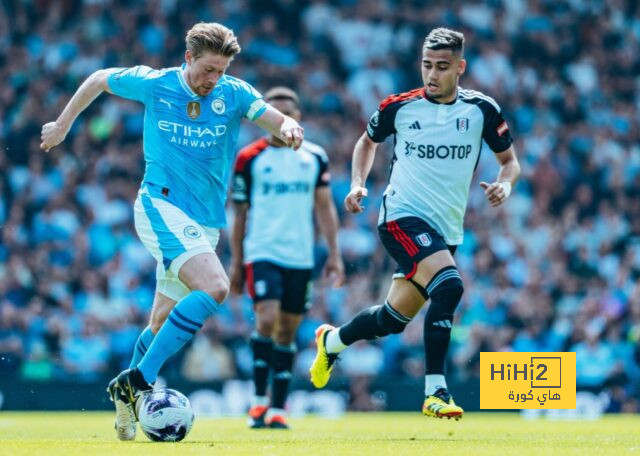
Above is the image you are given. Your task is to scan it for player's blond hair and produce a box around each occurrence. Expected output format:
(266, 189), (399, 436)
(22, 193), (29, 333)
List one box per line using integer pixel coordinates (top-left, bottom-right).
(185, 22), (241, 59)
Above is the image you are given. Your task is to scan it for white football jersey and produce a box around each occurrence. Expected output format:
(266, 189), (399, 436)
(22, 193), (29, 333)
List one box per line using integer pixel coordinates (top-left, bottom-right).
(367, 87), (513, 245)
(232, 138), (330, 268)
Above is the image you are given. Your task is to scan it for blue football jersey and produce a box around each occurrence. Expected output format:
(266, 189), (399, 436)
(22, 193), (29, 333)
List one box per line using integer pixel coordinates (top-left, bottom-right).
(107, 65), (267, 228)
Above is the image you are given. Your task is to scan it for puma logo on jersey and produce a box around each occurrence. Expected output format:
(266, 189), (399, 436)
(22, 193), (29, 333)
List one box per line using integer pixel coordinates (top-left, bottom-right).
(158, 98), (173, 109)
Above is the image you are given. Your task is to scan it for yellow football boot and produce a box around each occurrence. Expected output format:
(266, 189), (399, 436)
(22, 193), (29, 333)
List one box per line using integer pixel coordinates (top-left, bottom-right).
(422, 388), (464, 420)
(309, 324), (339, 388)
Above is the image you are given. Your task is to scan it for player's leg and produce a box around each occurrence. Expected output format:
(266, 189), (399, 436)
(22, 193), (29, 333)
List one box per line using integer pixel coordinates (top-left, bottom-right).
(133, 251), (228, 386)
(310, 216), (434, 388)
(115, 193), (225, 405)
(246, 262), (283, 428)
(396, 248), (465, 419)
(129, 271), (187, 368)
(266, 268), (310, 429)
(310, 277), (424, 388)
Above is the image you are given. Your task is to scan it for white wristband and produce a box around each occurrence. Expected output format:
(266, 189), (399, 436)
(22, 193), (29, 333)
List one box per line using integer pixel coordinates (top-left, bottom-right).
(499, 181), (512, 199)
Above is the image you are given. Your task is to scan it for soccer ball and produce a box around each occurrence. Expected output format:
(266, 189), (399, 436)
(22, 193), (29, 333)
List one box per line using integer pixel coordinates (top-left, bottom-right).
(137, 389), (194, 442)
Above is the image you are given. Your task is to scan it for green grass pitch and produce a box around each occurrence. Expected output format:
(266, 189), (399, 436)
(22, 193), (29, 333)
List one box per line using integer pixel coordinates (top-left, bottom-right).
(0, 412), (638, 455)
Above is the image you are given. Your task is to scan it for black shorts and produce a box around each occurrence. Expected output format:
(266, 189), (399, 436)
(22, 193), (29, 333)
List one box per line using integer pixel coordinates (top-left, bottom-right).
(245, 261), (312, 314)
(378, 217), (457, 279)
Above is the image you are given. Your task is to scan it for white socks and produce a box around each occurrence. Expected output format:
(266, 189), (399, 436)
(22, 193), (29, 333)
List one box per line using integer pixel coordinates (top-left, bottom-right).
(425, 374), (447, 396)
(325, 329), (348, 354)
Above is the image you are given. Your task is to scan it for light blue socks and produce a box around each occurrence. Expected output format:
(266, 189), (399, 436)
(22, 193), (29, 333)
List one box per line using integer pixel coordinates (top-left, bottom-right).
(137, 290), (219, 383)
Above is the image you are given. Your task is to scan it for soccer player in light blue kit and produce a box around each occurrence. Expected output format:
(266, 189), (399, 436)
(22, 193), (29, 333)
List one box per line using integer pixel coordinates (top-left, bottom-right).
(40, 22), (304, 441)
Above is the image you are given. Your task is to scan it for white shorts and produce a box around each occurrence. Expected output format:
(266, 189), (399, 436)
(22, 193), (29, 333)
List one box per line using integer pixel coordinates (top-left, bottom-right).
(134, 187), (220, 302)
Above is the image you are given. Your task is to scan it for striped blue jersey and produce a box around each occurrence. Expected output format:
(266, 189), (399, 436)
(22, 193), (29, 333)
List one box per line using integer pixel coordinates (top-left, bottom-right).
(107, 65), (267, 228)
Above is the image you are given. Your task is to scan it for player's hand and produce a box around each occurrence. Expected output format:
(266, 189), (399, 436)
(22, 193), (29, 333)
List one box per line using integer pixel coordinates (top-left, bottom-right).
(229, 260), (245, 295)
(344, 186), (368, 213)
(323, 253), (345, 288)
(480, 181), (511, 207)
(40, 121), (69, 152)
(280, 123), (304, 150)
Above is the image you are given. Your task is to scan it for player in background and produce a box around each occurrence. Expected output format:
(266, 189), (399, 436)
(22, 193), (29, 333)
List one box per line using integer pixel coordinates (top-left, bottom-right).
(40, 22), (304, 440)
(309, 28), (520, 420)
(230, 87), (345, 429)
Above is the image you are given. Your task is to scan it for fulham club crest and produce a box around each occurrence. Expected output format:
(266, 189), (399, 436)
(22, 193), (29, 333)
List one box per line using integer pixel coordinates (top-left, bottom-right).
(187, 101), (201, 119)
(456, 118), (469, 132)
(415, 233), (432, 247)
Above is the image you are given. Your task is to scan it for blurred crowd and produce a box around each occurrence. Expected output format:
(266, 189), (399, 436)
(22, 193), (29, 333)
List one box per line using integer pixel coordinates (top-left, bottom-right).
(0, 0), (639, 412)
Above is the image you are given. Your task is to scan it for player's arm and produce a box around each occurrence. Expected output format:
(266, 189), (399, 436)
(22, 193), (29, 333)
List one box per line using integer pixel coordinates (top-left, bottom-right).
(230, 202), (249, 295)
(314, 186), (345, 288)
(252, 105), (304, 150)
(480, 145), (520, 207)
(344, 132), (379, 213)
(40, 68), (116, 151)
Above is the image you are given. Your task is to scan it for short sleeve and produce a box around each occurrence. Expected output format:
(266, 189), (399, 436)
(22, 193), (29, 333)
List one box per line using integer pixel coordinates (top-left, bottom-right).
(366, 107), (395, 143)
(232, 138), (268, 205)
(482, 105), (513, 153)
(237, 81), (267, 121)
(231, 170), (251, 203)
(107, 66), (158, 104)
(313, 150), (330, 188)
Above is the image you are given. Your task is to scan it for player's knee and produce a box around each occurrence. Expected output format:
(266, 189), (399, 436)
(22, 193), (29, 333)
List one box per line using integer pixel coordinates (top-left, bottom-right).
(274, 321), (298, 345)
(199, 281), (229, 305)
(376, 301), (411, 335)
(256, 313), (277, 336)
(274, 328), (296, 345)
(428, 267), (464, 312)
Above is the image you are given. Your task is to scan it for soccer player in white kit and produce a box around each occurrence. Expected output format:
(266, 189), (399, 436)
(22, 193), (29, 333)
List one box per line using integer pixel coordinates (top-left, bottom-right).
(309, 28), (521, 419)
(230, 87), (344, 429)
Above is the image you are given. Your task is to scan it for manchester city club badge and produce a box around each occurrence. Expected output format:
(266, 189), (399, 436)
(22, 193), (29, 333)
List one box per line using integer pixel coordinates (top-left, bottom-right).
(211, 99), (226, 114)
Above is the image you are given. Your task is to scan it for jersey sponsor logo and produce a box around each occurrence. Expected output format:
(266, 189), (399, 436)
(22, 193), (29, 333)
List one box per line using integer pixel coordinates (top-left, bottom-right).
(187, 101), (201, 119)
(415, 232), (432, 247)
(456, 118), (469, 132)
(157, 120), (227, 148)
(497, 121), (509, 136)
(408, 120), (421, 130)
(403, 141), (472, 160)
(211, 99), (225, 114)
(261, 181), (311, 195)
(183, 225), (201, 239)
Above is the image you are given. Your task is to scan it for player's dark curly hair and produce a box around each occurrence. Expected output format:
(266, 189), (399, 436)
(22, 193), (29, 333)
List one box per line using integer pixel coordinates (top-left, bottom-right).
(185, 22), (241, 58)
(423, 28), (465, 56)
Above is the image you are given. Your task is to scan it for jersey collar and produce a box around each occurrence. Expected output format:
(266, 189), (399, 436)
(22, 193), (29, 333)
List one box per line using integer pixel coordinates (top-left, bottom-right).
(422, 87), (459, 105)
(178, 63), (199, 99)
